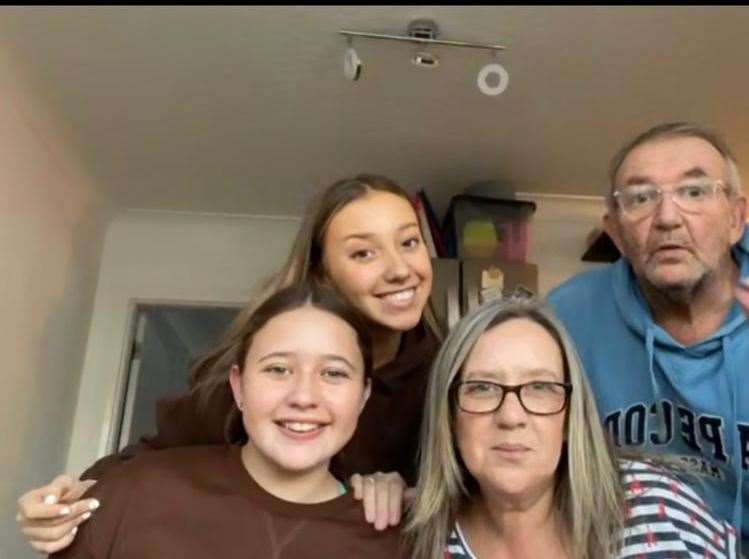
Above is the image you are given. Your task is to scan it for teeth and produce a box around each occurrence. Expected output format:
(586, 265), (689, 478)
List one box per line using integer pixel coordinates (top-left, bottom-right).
(282, 422), (320, 433)
(383, 288), (415, 302)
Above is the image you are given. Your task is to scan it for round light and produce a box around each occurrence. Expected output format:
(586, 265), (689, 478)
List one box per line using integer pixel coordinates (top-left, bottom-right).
(343, 47), (362, 81)
(477, 63), (509, 96)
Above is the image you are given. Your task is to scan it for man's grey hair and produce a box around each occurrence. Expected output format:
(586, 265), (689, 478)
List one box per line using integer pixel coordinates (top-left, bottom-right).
(606, 122), (743, 208)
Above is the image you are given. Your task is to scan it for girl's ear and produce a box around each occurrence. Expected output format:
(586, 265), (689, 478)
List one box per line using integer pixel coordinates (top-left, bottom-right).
(359, 378), (372, 413)
(315, 263), (334, 288)
(228, 364), (243, 410)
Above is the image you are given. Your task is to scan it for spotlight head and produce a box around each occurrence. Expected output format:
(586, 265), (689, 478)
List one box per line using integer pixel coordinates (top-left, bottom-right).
(343, 47), (362, 81)
(477, 63), (509, 96)
(411, 51), (440, 68)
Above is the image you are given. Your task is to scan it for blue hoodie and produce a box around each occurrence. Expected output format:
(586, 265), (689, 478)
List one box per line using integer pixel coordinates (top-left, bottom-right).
(548, 226), (749, 547)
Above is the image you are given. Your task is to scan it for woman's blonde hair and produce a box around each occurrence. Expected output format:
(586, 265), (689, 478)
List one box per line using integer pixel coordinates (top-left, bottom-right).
(406, 296), (624, 559)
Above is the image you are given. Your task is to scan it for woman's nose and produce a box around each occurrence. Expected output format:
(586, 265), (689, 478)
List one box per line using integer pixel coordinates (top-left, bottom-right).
(383, 249), (410, 282)
(494, 391), (527, 427)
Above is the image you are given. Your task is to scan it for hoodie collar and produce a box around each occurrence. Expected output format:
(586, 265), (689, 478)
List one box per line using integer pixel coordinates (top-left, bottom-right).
(612, 225), (749, 350)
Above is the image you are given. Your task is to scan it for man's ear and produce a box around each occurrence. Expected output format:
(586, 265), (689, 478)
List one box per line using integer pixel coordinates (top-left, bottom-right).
(603, 211), (625, 255)
(729, 194), (747, 244)
(228, 364), (243, 409)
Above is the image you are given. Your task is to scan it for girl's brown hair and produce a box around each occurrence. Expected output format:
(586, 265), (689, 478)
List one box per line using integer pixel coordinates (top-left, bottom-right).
(190, 281), (373, 443)
(183, 173), (440, 420)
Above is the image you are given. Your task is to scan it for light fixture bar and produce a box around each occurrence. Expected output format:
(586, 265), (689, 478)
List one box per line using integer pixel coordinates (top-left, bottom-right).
(339, 30), (506, 52)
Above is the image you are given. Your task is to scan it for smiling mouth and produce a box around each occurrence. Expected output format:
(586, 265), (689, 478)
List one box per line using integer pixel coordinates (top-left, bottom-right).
(376, 286), (418, 307)
(275, 421), (327, 434)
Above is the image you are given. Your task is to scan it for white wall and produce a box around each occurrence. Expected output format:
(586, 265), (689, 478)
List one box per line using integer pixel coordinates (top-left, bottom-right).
(65, 210), (300, 476)
(66, 196), (606, 478)
(519, 193), (607, 295)
(0, 46), (110, 559)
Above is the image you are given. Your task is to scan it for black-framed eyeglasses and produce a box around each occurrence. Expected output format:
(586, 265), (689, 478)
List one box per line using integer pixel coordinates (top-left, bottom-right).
(455, 380), (572, 416)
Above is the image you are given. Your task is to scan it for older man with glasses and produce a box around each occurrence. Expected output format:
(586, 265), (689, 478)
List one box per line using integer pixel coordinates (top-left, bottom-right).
(548, 121), (749, 549)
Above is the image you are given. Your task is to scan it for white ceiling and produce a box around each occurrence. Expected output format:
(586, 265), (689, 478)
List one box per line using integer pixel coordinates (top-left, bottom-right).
(1, 6), (748, 218)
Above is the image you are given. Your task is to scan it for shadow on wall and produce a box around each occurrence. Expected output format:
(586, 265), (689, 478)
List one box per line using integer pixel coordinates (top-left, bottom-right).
(0, 206), (110, 559)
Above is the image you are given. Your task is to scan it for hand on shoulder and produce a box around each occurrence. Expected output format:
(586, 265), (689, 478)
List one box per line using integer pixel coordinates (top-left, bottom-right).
(16, 475), (100, 554)
(350, 471), (414, 531)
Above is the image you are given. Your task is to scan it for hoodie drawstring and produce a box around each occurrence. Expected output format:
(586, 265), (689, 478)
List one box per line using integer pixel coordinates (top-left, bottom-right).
(723, 334), (744, 554)
(646, 328), (664, 435)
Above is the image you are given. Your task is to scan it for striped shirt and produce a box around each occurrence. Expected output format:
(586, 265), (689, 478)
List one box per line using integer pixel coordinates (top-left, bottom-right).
(445, 459), (737, 558)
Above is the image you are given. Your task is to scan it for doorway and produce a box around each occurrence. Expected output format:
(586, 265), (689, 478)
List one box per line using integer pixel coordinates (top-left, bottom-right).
(115, 303), (241, 451)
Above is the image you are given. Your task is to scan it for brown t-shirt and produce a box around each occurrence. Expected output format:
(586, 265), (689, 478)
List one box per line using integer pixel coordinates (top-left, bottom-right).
(53, 445), (404, 559)
(83, 324), (439, 486)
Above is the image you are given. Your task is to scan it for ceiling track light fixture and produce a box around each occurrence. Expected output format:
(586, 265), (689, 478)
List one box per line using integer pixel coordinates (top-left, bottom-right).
(339, 19), (509, 96)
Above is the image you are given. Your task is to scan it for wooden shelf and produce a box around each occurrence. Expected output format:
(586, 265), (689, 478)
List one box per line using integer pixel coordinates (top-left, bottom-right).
(431, 258), (539, 332)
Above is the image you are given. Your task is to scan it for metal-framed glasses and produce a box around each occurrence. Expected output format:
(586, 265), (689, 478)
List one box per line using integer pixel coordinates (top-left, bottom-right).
(612, 178), (729, 220)
(455, 380), (573, 416)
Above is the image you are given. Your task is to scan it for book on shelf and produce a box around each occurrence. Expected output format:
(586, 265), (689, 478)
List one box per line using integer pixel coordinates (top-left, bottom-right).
(416, 189), (447, 257)
(412, 194), (437, 258)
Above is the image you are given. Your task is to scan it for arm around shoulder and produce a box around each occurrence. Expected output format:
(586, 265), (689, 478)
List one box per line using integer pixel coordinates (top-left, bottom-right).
(51, 459), (138, 559)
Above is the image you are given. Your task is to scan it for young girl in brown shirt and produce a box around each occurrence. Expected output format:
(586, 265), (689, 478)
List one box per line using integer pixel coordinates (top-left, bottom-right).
(19, 175), (441, 553)
(51, 283), (405, 559)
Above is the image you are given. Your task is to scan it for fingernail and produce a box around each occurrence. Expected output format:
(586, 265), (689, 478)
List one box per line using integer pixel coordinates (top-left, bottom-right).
(82, 512), (92, 521)
(70, 526), (78, 536)
(89, 499), (100, 511)
(60, 506), (71, 516)
(43, 494), (57, 505)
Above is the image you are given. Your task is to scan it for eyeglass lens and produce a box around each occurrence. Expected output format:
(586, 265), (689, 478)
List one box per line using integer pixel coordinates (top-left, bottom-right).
(615, 180), (723, 218)
(457, 381), (568, 415)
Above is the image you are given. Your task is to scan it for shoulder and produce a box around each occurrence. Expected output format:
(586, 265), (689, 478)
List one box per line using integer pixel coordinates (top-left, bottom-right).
(546, 265), (621, 337)
(51, 448), (226, 558)
(617, 459), (738, 558)
(117, 444), (230, 473)
(618, 458), (706, 505)
(87, 445), (234, 496)
(547, 264), (616, 307)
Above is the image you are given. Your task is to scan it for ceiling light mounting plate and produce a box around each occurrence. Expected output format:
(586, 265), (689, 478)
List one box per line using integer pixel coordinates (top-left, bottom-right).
(339, 21), (506, 52)
(407, 19), (439, 41)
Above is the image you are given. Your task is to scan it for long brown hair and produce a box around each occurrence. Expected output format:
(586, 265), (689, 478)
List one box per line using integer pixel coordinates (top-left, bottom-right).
(185, 174), (439, 437)
(191, 282), (373, 443)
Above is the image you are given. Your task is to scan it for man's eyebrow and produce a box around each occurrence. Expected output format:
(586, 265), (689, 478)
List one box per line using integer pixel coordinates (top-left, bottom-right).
(623, 167), (709, 186)
(622, 175), (652, 186)
(680, 167), (709, 179)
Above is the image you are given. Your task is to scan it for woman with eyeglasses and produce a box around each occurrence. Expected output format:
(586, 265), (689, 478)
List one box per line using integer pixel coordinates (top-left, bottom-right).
(406, 297), (737, 558)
